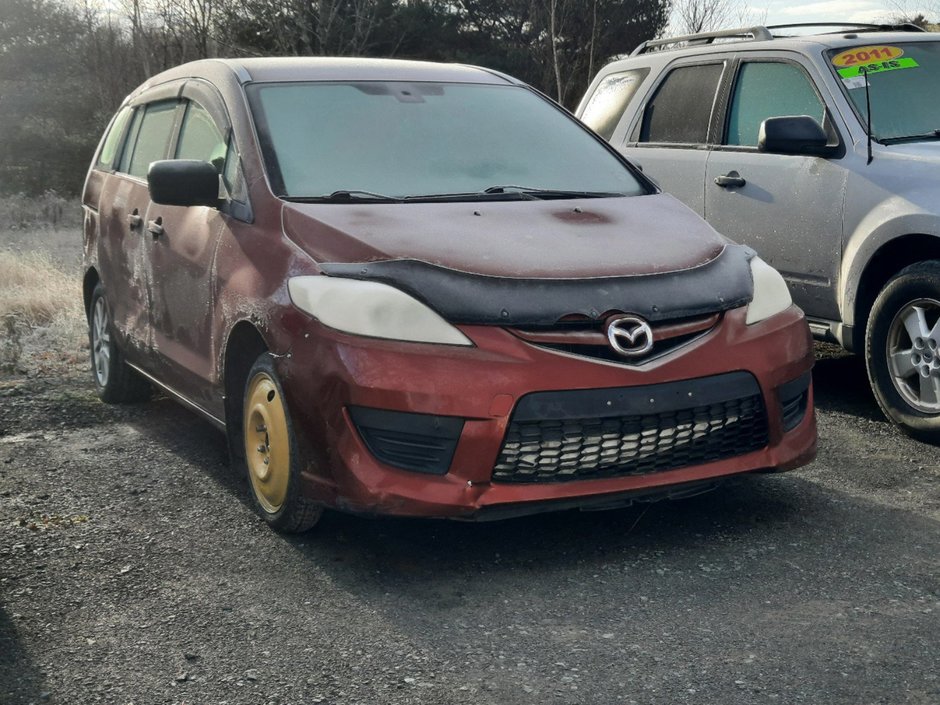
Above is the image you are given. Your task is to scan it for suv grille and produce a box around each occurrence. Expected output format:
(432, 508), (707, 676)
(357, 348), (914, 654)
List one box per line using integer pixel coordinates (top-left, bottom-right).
(493, 371), (768, 483)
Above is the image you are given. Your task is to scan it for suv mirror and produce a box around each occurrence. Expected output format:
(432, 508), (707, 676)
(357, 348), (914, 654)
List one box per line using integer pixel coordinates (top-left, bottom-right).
(758, 116), (834, 157)
(148, 160), (221, 208)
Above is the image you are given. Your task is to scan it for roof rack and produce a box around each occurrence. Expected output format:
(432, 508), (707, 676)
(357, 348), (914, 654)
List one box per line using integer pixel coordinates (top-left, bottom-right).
(632, 26), (772, 55)
(631, 22), (926, 55)
(766, 22), (926, 35)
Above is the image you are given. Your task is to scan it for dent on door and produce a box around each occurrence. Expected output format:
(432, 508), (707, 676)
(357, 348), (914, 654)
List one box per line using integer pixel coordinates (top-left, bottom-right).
(96, 175), (155, 360)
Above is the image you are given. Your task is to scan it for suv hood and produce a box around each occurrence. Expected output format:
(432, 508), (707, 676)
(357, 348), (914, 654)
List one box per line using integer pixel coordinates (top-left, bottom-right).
(282, 193), (726, 278)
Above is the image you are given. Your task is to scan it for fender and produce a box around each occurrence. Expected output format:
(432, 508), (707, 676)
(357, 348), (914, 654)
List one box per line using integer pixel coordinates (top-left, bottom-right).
(840, 193), (940, 328)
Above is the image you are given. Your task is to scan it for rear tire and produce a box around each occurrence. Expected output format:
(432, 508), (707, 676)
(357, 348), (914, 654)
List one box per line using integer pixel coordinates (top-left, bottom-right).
(240, 353), (322, 533)
(866, 261), (940, 443)
(88, 283), (151, 403)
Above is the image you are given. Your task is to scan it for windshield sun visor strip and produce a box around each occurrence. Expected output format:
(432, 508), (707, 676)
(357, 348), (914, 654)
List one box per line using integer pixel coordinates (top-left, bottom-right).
(320, 245), (755, 326)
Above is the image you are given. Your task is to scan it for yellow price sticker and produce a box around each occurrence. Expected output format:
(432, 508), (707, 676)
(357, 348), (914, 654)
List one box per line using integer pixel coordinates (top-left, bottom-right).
(832, 45), (904, 67)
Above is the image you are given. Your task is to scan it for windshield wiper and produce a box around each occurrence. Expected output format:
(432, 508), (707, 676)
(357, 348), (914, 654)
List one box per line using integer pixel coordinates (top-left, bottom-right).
(403, 186), (626, 202)
(881, 130), (940, 145)
(482, 185), (624, 200)
(282, 190), (401, 202)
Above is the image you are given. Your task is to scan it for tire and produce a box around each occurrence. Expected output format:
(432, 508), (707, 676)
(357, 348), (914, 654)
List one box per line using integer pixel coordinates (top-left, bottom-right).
(240, 353), (322, 532)
(88, 283), (151, 403)
(866, 261), (940, 443)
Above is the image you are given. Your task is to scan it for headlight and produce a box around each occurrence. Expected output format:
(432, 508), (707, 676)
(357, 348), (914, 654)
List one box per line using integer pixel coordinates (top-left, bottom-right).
(287, 276), (473, 346)
(746, 257), (792, 325)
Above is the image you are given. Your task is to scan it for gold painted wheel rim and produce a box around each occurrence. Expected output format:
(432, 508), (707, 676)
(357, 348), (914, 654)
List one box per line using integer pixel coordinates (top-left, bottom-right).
(244, 372), (290, 514)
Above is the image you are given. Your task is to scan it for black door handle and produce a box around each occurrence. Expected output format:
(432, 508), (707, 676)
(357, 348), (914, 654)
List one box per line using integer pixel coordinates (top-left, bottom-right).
(128, 209), (142, 229)
(714, 171), (746, 188)
(147, 216), (164, 238)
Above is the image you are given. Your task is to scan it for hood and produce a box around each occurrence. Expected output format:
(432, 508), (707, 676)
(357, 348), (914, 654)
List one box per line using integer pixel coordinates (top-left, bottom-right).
(281, 193), (727, 279)
(881, 140), (940, 163)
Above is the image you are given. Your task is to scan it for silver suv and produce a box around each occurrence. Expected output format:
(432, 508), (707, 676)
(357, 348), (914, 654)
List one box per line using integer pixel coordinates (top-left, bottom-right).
(577, 23), (940, 441)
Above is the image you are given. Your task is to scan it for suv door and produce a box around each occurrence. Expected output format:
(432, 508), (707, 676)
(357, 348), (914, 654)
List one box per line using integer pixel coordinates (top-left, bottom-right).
(97, 99), (181, 364)
(621, 61), (728, 214)
(704, 57), (847, 320)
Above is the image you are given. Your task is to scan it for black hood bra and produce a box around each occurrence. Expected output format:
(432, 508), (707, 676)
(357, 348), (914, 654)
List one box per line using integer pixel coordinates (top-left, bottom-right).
(321, 244), (756, 327)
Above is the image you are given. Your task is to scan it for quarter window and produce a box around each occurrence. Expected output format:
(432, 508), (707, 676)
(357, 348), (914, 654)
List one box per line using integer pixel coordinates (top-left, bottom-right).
(124, 101), (179, 179)
(640, 63), (724, 144)
(96, 107), (132, 171)
(726, 62), (825, 146)
(581, 68), (650, 140)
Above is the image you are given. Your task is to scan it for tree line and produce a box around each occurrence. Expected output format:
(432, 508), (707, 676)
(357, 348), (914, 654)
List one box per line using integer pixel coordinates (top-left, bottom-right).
(0, 0), (670, 196)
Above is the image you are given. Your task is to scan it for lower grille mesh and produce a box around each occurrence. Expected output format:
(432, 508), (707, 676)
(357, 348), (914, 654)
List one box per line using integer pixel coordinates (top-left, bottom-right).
(493, 374), (768, 483)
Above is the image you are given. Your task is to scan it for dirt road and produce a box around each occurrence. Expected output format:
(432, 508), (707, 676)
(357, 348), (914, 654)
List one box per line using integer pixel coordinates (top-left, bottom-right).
(1, 349), (939, 704)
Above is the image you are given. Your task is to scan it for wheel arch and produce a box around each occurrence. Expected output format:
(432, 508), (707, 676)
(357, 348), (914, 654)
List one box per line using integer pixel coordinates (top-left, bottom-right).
(848, 234), (940, 351)
(82, 267), (100, 319)
(221, 320), (271, 429)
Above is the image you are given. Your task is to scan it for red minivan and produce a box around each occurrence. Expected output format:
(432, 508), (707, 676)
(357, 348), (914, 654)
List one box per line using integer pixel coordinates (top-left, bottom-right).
(81, 57), (816, 531)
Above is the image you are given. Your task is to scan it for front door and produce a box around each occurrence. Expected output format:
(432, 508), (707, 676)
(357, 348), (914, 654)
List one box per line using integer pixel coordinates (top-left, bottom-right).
(146, 99), (229, 408)
(704, 59), (847, 320)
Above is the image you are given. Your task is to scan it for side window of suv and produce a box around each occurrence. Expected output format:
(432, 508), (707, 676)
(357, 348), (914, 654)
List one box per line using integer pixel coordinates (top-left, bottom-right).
(580, 68), (650, 140)
(725, 62), (825, 146)
(640, 63), (724, 144)
(122, 101), (180, 179)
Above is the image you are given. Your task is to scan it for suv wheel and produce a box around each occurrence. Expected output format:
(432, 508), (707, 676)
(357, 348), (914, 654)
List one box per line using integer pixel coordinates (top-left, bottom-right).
(88, 283), (151, 403)
(866, 261), (940, 442)
(241, 353), (322, 532)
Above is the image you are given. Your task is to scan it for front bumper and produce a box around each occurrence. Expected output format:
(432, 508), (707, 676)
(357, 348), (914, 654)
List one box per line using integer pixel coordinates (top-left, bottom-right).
(278, 305), (816, 519)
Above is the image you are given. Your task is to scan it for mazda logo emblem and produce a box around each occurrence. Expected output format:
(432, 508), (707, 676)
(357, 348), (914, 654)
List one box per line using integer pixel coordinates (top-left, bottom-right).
(606, 315), (654, 357)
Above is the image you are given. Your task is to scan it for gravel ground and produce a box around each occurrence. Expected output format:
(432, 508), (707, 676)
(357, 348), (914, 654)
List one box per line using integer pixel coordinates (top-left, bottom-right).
(1, 346), (938, 705)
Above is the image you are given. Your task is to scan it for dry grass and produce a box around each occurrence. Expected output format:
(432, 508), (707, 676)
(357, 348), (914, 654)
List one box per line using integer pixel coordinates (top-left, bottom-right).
(0, 249), (86, 374)
(0, 191), (82, 231)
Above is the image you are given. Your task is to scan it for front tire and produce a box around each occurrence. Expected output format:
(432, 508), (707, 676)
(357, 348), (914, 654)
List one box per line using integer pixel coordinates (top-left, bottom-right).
(88, 283), (151, 403)
(866, 261), (940, 442)
(241, 353), (322, 532)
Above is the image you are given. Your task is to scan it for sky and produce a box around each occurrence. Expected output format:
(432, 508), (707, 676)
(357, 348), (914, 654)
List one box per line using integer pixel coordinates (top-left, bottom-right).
(737, 0), (932, 26)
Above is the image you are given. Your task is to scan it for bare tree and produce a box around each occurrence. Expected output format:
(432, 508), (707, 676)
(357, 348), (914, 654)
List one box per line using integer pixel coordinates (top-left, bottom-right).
(671, 0), (735, 35)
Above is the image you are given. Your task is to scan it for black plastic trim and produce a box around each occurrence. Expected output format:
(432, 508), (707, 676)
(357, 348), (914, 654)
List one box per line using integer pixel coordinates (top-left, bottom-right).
(321, 245), (754, 327)
(510, 370), (761, 422)
(459, 479), (726, 521)
(349, 406), (464, 475)
(777, 370), (812, 432)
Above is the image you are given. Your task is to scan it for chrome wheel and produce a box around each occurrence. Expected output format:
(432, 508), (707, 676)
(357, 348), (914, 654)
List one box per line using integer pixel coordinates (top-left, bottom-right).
(91, 297), (111, 388)
(886, 298), (940, 412)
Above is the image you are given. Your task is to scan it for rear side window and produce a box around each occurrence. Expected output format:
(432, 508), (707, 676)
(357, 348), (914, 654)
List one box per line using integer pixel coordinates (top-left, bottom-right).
(640, 63), (723, 144)
(123, 101), (179, 179)
(580, 68), (649, 140)
(726, 62), (825, 146)
(96, 107), (132, 171)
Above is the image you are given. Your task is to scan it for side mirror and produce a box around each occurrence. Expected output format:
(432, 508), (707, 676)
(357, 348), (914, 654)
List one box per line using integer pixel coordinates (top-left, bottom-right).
(758, 116), (834, 157)
(148, 160), (221, 208)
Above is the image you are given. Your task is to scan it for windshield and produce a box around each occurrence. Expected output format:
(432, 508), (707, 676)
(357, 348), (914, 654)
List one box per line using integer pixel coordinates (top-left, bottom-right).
(829, 41), (940, 142)
(246, 81), (647, 200)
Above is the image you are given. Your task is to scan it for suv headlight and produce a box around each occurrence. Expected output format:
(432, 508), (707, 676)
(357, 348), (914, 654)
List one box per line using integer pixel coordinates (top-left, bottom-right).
(746, 257), (792, 325)
(288, 276), (473, 346)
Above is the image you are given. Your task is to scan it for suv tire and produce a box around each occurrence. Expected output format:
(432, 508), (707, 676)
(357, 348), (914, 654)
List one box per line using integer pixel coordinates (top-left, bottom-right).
(88, 283), (151, 403)
(241, 353), (322, 533)
(866, 261), (940, 442)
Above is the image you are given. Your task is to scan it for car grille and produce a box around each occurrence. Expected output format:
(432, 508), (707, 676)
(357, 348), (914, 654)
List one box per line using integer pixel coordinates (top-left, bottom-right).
(507, 312), (719, 365)
(493, 371), (768, 483)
